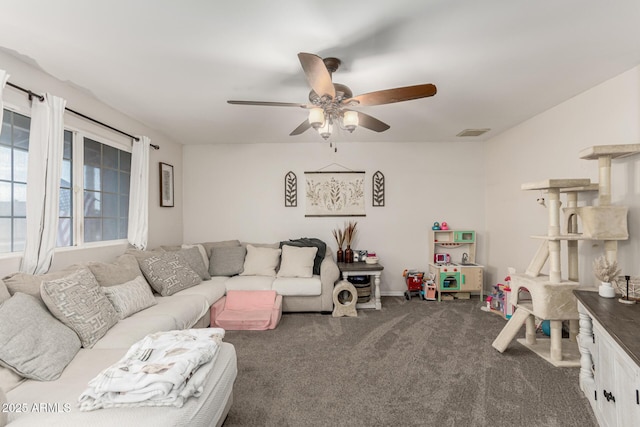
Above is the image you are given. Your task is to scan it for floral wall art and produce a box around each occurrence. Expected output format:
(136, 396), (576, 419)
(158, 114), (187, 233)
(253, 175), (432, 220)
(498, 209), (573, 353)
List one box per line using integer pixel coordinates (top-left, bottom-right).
(304, 171), (366, 217)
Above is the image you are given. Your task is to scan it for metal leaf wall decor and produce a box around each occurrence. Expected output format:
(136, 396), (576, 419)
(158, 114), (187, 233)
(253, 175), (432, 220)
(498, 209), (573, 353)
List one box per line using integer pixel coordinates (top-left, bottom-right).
(285, 171), (297, 207)
(372, 171), (385, 207)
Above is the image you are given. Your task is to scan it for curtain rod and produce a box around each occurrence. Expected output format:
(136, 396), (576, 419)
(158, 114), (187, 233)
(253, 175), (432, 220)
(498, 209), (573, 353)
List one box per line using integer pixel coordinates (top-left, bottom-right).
(6, 81), (160, 150)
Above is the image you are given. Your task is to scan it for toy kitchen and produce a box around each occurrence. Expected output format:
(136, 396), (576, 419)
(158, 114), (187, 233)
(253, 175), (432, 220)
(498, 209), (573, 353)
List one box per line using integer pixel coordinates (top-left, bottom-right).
(428, 228), (484, 301)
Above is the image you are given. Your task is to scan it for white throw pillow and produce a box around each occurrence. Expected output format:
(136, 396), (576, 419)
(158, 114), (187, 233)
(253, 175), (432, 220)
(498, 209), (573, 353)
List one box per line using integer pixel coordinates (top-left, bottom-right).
(277, 245), (318, 278)
(102, 276), (157, 319)
(240, 244), (282, 277)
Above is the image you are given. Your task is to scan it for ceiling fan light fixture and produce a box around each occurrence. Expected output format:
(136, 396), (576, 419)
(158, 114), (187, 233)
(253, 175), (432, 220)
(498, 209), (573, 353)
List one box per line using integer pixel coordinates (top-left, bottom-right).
(343, 110), (359, 132)
(308, 107), (324, 129)
(318, 120), (333, 140)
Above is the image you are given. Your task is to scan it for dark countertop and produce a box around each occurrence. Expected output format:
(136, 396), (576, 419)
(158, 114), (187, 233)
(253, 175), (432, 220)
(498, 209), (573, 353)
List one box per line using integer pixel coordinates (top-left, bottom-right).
(574, 290), (640, 366)
(337, 261), (384, 272)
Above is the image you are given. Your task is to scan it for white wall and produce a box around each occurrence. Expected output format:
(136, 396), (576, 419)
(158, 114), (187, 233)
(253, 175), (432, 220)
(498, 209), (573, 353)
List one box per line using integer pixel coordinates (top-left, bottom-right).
(0, 50), (183, 276)
(183, 140), (486, 295)
(484, 66), (640, 287)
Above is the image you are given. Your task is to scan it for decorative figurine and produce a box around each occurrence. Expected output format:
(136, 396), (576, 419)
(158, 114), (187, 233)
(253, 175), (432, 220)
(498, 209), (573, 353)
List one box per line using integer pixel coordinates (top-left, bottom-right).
(441, 221), (449, 230)
(432, 222), (440, 230)
(619, 275), (636, 305)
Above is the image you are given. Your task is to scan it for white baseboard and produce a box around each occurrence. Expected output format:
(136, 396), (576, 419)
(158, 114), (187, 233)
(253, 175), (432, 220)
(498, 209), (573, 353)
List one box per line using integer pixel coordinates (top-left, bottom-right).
(381, 291), (405, 297)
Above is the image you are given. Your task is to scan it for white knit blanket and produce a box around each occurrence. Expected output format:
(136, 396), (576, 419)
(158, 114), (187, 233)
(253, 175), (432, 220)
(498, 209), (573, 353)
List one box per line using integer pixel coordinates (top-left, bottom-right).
(78, 328), (225, 411)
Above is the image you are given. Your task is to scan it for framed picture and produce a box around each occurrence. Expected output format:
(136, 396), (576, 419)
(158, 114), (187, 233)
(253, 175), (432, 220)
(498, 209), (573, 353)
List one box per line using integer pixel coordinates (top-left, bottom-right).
(159, 162), (174, 207)
(304, 171), (366, 217)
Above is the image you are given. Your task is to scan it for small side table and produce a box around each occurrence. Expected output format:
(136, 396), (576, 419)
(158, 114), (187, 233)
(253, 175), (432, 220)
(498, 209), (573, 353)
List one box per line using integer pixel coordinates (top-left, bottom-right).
(337, 262), (384, 310)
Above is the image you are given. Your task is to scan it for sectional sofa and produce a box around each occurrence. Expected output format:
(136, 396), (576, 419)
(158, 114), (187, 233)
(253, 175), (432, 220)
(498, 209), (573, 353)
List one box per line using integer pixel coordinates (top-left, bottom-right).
(0, 238), (339, 426)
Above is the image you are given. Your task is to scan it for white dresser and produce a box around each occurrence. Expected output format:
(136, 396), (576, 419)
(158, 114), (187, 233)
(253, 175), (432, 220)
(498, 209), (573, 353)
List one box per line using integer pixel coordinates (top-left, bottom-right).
(575, 290), (640, 427)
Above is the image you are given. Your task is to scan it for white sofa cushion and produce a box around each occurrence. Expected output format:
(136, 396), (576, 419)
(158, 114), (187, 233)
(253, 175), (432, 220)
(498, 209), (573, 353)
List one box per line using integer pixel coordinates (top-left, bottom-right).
(92, 314), (177, 349)
(6, 344), (237, 427)
(272, 276), (322, 296)
(225, 275), (275, 292)
(173, 277), (227, 305)
(148, 294), (210, 330)
(240, 245), (281, 277)
(277, 245), (318, 278)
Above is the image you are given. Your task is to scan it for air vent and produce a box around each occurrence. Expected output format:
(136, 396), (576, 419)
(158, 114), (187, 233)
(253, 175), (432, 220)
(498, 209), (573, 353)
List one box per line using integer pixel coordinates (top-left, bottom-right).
(457, 128), (490, 137)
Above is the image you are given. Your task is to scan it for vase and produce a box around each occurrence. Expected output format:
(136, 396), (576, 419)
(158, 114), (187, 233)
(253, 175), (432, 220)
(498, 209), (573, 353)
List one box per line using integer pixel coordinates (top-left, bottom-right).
(337, 247), (344, 263)
(599, 281), (616, 298)
(345, 246), (354, 263)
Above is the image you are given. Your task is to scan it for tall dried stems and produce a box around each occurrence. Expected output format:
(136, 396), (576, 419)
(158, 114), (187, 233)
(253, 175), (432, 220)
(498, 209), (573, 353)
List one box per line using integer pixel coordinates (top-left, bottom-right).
(332, 227), (345, 249)
(344, 221), (358, 246)
(593, 256), (621, 283)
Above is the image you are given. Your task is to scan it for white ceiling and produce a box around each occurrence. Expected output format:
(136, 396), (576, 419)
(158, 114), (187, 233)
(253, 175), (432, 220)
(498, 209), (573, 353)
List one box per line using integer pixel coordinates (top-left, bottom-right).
(1, 0), (640, 145)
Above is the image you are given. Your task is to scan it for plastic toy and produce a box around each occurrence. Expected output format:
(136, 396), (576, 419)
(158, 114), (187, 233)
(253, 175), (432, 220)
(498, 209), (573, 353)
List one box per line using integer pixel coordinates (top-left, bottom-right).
(403, 270), (425, 300)
(423, 274), (437, 300)
(440, 221), (449, 230)
(432, 222), (440, 230)
(489, 284), (505, 312)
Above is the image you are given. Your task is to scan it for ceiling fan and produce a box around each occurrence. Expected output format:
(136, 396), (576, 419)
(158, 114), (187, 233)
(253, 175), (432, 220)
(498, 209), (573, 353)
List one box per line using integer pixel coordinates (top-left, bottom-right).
(227, 52), (437, 140)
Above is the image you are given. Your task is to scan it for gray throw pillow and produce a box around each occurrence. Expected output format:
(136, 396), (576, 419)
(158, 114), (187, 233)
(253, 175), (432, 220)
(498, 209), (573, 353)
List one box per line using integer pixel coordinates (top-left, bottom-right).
(209, 246), (247, 276)
(0, 293), (81, 381)
(41, 268), (119, 348)
(139, 252), (202, 296)
(2, 266), (82, 304)
(87, 254), (144, 287)
(102, 276), (157, 319)
(201, 239), (242, 259)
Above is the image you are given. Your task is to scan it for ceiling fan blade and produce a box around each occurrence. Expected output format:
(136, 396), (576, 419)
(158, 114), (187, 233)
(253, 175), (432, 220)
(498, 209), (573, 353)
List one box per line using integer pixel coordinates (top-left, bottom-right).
(297, 53), (335, 99)
(227, 100), (308, 108)
(353, 111), (390, 132)
(344, 84), (437, 106)
(290, 120), (311, 136)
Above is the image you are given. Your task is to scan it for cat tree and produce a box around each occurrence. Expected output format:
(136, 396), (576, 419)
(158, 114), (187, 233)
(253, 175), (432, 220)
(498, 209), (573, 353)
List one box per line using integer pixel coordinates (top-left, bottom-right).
(492, 144), (639, 367)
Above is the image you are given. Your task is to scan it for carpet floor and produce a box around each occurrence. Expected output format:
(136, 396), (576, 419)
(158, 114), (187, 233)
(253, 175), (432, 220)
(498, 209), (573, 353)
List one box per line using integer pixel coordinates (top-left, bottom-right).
(222, 297), (597, 427)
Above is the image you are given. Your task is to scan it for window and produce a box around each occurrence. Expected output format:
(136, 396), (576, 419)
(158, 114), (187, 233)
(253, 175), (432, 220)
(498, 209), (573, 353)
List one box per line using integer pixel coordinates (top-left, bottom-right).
(0, 109), (30, 253)
(0, 108), (132, 253)
(57, 130), (73, 247)
(83, 137), (130, 243)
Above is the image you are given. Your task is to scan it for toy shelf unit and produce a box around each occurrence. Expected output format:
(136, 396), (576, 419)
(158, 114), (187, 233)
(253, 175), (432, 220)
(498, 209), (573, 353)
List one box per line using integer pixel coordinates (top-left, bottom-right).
(428, 229), (483, 301)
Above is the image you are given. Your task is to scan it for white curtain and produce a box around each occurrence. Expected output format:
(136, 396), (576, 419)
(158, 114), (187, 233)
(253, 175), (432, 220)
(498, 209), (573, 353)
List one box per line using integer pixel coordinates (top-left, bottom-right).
(127, 136), (150, 250)
(20, 94), (67, 274)
(0, 69), (9, 132)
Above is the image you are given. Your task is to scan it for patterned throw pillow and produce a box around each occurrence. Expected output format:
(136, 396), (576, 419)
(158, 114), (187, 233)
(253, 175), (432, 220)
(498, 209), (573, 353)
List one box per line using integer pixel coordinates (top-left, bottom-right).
(139, 252), (202, 296)
(40, 268), (119, 349)
(162, 246), (211, 280)
(102, 276), (157, 319)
